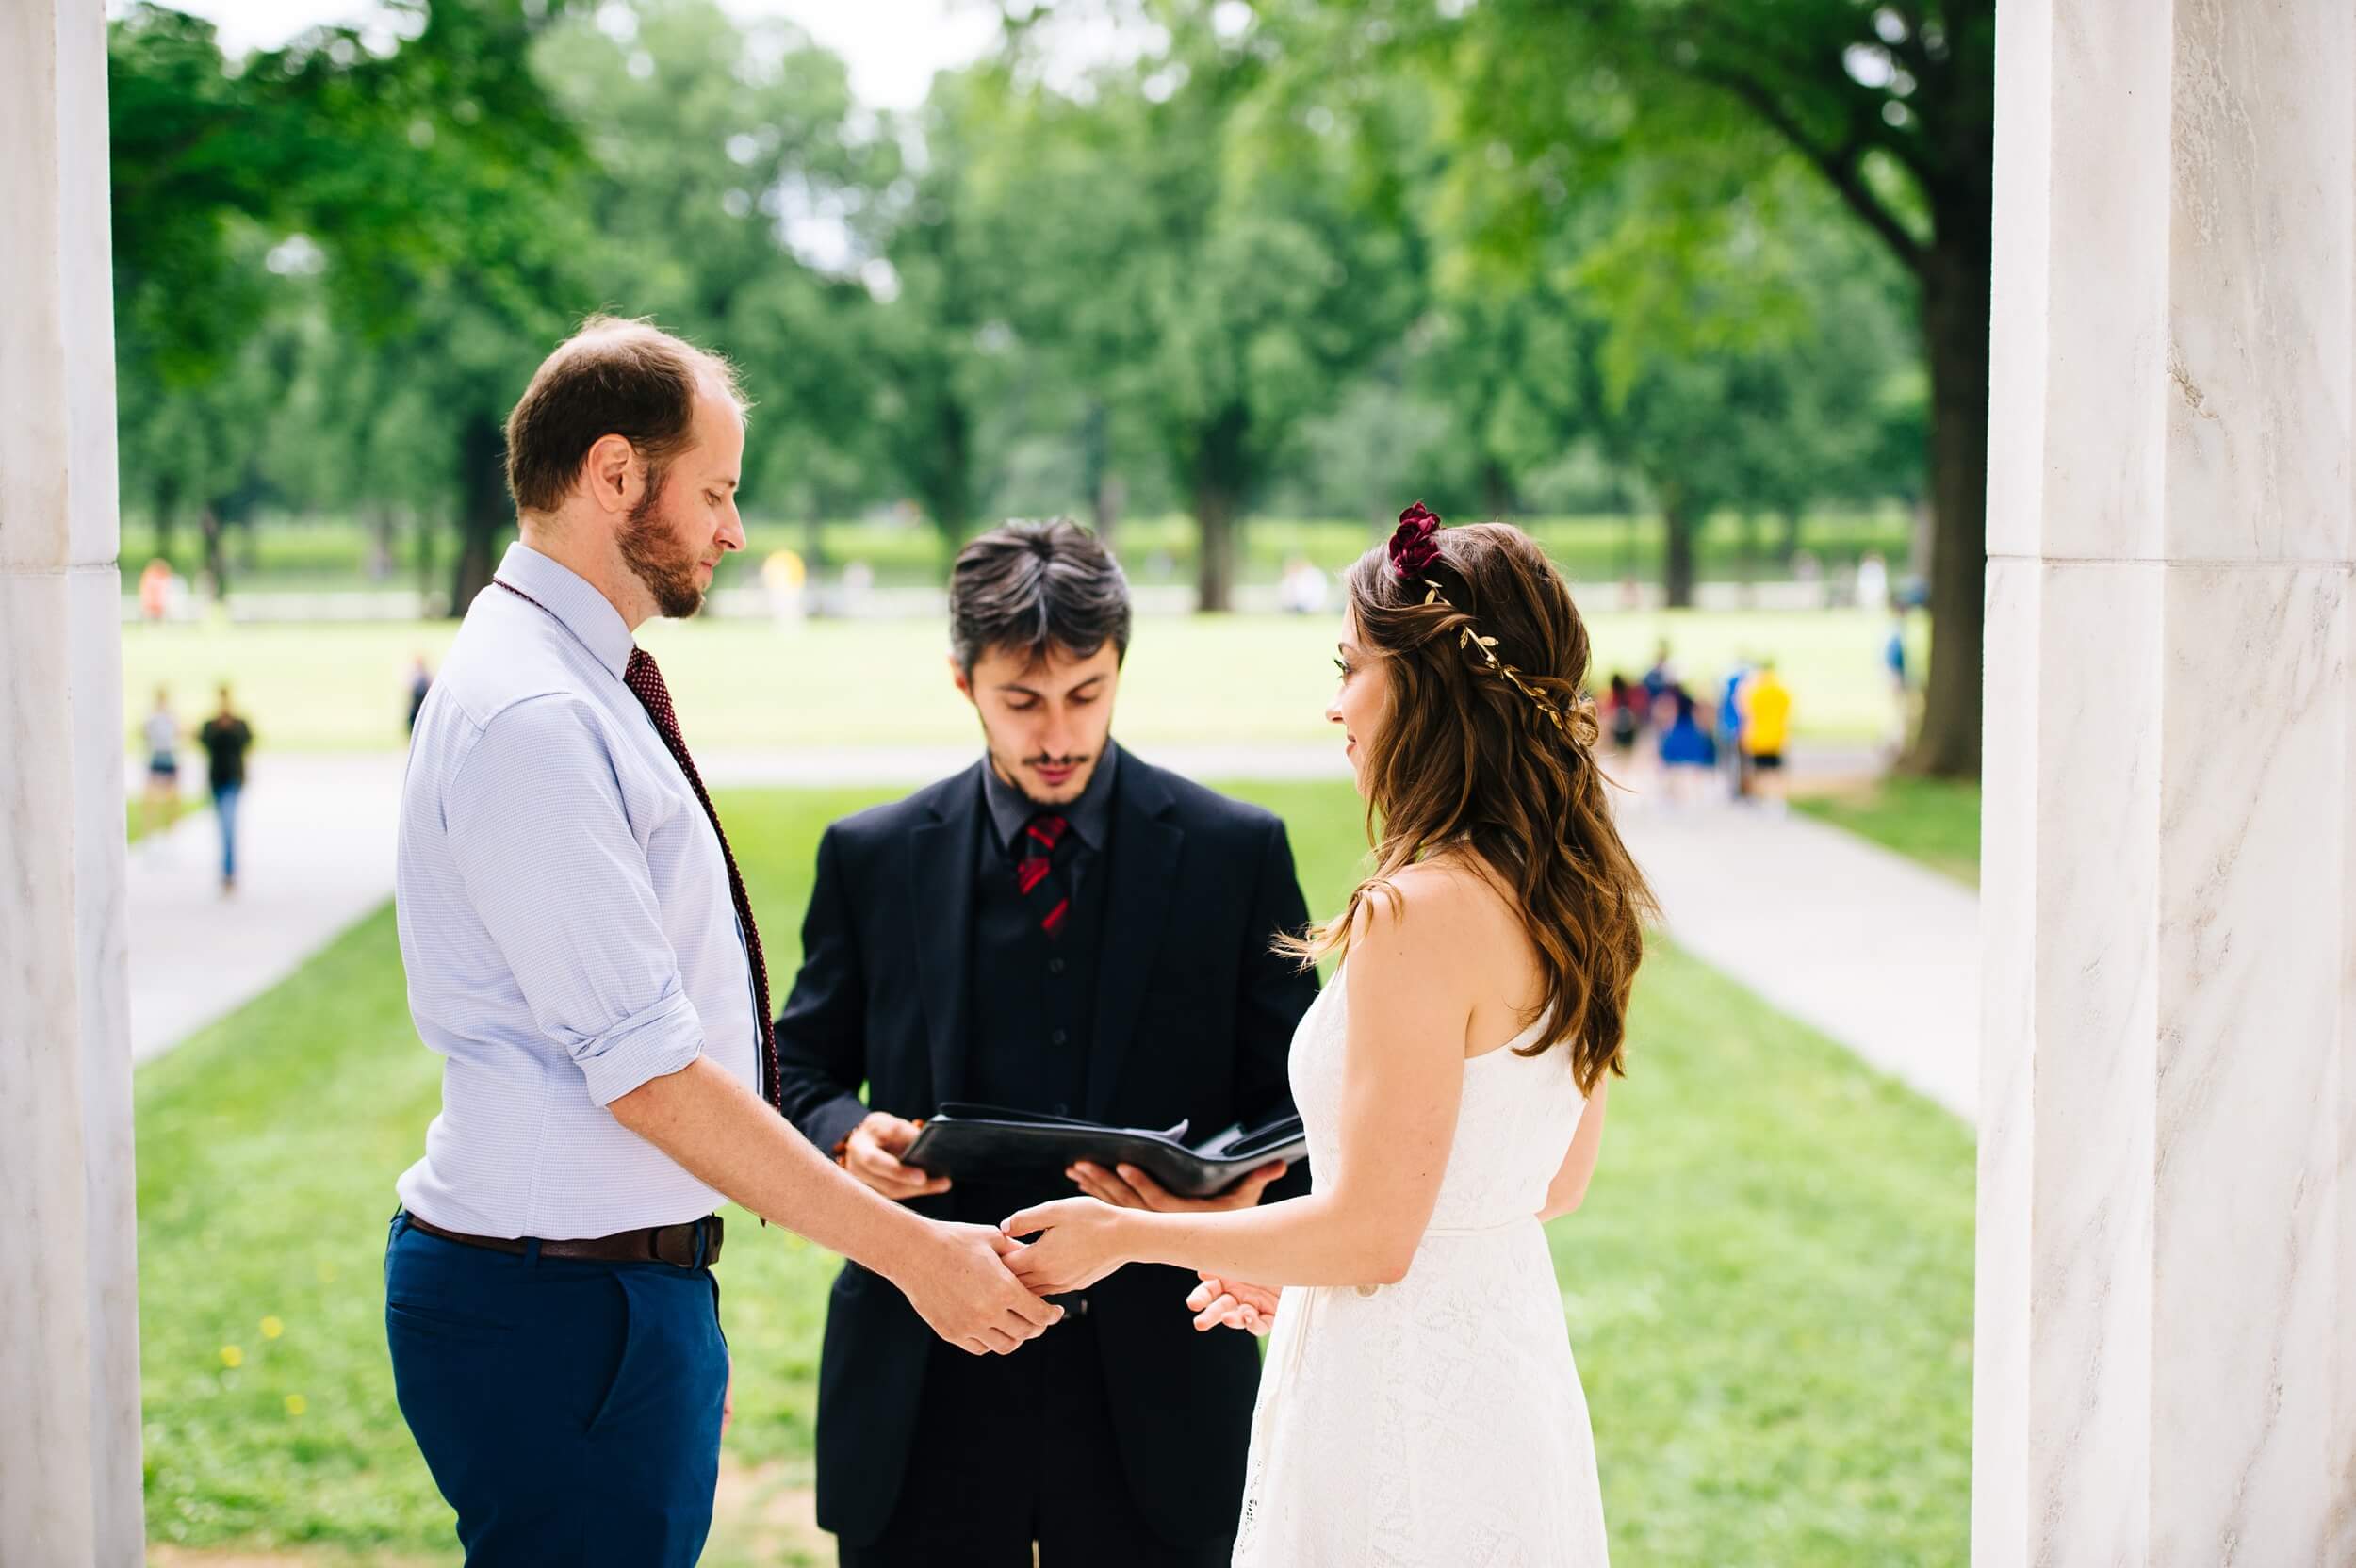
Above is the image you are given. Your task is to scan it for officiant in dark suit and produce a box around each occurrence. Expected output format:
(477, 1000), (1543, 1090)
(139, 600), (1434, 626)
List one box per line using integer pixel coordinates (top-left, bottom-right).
(772, 518), (1319, 1566)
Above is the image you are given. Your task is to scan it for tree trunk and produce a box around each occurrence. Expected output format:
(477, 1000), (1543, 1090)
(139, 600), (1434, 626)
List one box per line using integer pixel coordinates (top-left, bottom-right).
(367, 504), (399, 580)
(199, 506), (228, 600)
(1778, 506), (1805, 566)
(802, 492), (827, 574)
(1094, 473), (1125, 543)
(1080, 400), (1118, 543)
(923, 398), (973, 574)
(1186, 403), (1252, 612)
(1194, 485), (1240, 613)
(1660, 487), (1697, 610)
(1901, 220), (1992, 779)
(447, 415), (510, 614)
(151, 474), (181, 568)
(414, 504), (438, 608)
(1480, 457), (1514, 520)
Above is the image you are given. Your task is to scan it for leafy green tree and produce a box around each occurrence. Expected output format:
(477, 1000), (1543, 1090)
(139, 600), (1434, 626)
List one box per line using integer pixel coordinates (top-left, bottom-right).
(107, 0), (594, 604)
(537, 0), (892, 519)
(971, 5), (1424, 608)
(1289, 0), (1989, 771)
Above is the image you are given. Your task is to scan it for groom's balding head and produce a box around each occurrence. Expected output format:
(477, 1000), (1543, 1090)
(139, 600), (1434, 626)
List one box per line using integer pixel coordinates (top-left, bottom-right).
(505, 316), (744, 517)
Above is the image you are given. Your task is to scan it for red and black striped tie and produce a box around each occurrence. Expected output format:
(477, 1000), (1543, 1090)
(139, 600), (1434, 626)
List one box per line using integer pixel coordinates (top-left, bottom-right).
(620, 646), (780, 1109)
(1016, 812), (1072, 939)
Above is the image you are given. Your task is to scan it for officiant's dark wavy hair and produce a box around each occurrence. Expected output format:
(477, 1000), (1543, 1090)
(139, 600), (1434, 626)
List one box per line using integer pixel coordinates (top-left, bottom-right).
(949, 519), (1132, 675)
(1283, 517), (1656, 1095)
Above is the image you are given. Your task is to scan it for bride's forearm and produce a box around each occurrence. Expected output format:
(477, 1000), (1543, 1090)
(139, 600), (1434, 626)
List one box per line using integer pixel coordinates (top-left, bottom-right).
(1119, 1193), (1421, 1289)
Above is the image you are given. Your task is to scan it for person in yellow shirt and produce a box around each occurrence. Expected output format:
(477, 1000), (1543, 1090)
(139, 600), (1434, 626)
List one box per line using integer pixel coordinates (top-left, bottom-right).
(1739, 662), (1794, 811)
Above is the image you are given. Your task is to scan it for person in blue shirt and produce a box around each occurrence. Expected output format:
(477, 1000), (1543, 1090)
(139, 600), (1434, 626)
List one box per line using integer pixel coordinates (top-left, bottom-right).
(1656, 687), (1717, 807)
(1717, 660), (1753, 799)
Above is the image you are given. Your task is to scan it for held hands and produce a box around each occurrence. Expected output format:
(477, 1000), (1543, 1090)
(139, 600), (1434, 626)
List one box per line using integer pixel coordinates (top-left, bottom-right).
(997, 1198), (1130, 1295)
(1000, 1160), (1289, 1295)
(1068, 1158), (1288, 1214)
(899, 1221), (1064, 1355)
(1186, 1273), (1279, 1336)
(843, 1111), (951, 1200)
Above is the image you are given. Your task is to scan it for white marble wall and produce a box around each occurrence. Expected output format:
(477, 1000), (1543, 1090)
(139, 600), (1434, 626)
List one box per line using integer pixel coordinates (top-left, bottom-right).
(1977, 0), (2356, 1561)
(0, 0), (145, 1562)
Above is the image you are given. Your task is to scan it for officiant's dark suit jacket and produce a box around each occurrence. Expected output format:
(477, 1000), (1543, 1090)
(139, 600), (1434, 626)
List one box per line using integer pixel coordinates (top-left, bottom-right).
(773, 743), (1317, 1551)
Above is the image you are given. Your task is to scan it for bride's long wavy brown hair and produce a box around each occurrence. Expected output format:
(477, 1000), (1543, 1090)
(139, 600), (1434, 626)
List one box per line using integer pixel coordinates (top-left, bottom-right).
(1283, 520), (1656, 1094)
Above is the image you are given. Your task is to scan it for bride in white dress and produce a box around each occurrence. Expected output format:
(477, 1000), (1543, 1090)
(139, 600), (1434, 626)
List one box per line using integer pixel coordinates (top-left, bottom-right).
(1005, 506), (1655, 1566)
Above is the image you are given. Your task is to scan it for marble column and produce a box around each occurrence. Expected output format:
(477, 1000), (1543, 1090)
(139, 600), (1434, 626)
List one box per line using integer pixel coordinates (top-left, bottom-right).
(1977, 0), (2355, 1562)
(0, 0), (146, 1562)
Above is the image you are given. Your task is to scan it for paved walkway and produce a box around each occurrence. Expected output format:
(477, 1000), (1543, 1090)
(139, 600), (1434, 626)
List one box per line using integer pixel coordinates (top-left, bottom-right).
(124, 745), (1978, 1125)
(1612, 800), (1977, 1120)
(125, 754), (405, 1062)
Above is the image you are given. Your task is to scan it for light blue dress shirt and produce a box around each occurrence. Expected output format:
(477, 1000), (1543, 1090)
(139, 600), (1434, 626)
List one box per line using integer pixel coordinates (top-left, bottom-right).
(393, 543), (760, 1237)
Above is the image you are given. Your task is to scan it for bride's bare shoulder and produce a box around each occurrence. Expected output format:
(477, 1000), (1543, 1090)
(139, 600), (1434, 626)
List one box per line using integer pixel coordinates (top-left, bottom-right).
(1348, 858), (1506, 955)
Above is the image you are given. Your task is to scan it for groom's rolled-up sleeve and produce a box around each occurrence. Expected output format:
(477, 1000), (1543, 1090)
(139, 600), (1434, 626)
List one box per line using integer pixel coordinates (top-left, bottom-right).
(444, 694), (706, 1106)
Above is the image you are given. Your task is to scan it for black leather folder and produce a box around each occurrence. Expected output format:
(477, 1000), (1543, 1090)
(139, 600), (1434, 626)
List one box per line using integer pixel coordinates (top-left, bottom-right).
(900, 1102), (1307, 1200)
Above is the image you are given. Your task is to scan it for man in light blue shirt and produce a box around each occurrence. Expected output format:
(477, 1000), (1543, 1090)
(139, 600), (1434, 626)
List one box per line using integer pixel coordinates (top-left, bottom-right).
(385, 317), (1058, 1567)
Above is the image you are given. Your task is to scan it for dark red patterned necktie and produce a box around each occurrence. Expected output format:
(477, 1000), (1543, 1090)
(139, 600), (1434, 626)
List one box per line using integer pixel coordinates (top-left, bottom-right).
(1017, 812), (1072, 939)
(492, 579), (780, 1111)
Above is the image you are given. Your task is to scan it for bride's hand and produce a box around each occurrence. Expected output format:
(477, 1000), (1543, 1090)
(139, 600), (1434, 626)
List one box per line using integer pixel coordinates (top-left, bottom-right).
(999, 1197), (1130, 1295)
(1187, 1272), (1278, 1336)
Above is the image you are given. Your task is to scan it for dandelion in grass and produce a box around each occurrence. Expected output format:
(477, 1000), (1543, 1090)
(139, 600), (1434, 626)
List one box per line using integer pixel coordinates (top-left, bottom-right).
(261, 1315), (284, 1340)
(218, 1345), (243, 1369)
(285, 1395), (307, 1417)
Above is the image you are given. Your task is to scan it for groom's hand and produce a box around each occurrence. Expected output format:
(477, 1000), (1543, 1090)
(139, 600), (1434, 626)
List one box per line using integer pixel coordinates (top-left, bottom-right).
(843, 1111), (952, 1200)
(1187, 1273), (1279, 1337)
(894, 1221), (1063, 1355)
(1069, 1158), (1287, 1214)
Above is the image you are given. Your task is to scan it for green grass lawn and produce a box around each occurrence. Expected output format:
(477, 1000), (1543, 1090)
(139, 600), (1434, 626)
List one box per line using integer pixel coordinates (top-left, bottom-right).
(1797, 776), (1983, 886)
(123, 606), (1922, 756)
(136, 781), (1971, 1564)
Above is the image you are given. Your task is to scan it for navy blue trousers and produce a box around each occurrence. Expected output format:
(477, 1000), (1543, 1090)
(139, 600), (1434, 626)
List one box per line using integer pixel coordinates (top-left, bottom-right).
(384, 1212), (728, 1566)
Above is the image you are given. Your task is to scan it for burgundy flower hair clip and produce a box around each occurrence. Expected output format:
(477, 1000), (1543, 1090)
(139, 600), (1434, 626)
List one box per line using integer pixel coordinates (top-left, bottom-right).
(1389, 501), (1447, 582)
(1383, 499), (1579, 741)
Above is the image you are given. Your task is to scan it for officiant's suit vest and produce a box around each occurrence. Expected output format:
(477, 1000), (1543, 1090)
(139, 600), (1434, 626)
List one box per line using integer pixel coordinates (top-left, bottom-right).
(963, 837), (1104, 1128)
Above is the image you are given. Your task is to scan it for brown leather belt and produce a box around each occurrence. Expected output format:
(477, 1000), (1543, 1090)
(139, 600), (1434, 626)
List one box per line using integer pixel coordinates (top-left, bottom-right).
(405, 1211), (724, 1269)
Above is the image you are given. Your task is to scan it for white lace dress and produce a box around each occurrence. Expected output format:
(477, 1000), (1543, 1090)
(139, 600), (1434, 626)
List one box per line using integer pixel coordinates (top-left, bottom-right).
(1233, 967), (1610, 1567)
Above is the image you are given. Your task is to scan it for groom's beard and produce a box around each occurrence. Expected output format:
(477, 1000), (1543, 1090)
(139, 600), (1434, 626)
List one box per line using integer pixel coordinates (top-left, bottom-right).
(617, 474), (707, 620)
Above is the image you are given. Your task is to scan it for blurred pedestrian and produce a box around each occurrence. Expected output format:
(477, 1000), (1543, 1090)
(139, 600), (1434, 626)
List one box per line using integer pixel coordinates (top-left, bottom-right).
(1856, 550), (1890, 612)
(406, 654), (434, 736)
(1277, 555), (1330, 614)
(1739, 661), (1794, 814)
(1884, 613), (1911, 753)
(1601, 672), (1648, 800)
(1605, 673), (1644, 760)
(139, 685), (182, 840)
(1640, 640), (1677, 710)
(761, 547), (807, 624)
(197, 684), (254, 894)
(1718, 657), (1754, 799)
(1656, 687), (1716, 808)
(138, 557), (175, 621)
